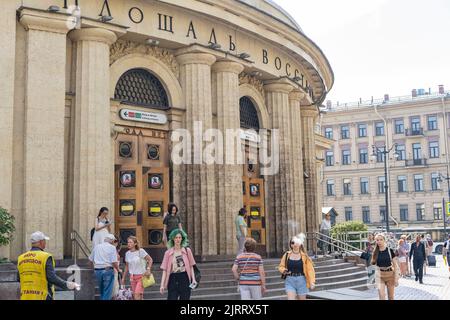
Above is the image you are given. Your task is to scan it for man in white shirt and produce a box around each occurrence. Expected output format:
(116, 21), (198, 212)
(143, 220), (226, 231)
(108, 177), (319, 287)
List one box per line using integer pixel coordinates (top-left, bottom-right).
(89, 234), (120, 300)
(319, 213), (332, 254)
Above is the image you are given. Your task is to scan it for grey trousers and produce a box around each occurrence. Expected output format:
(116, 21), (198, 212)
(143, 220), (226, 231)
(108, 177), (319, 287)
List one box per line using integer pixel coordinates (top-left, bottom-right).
(237, 236), (246, 255)
(239, 285), (262, 300)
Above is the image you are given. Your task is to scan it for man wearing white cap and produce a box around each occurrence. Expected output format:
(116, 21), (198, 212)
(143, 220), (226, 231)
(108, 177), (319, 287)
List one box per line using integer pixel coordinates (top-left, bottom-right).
(89, 233), (120, 300)
(17, 231), (80, 300)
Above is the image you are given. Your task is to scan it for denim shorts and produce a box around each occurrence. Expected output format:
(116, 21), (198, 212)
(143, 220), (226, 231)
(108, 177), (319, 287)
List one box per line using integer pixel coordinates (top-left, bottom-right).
(285, 275), (308, 296)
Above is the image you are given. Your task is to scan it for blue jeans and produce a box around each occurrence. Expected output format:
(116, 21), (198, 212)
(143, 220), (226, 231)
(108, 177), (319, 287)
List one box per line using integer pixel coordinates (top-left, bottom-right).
(95, 268), (115, 300)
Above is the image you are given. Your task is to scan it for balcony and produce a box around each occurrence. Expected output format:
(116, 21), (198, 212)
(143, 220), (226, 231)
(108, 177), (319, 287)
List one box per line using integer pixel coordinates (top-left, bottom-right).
(405, 158), (428, 167)
(405, 128), (424, 136)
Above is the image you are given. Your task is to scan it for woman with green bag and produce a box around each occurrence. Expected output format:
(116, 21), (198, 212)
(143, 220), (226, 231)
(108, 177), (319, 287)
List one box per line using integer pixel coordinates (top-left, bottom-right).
(121, 236), (153, 300)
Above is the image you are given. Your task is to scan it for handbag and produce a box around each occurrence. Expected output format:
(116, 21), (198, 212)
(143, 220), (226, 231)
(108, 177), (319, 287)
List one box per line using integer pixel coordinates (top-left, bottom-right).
(360, 251), (370, 261)
(142, 274), (155, 288)
(281, 252), (289, 280)
(193, 264), (201, 286)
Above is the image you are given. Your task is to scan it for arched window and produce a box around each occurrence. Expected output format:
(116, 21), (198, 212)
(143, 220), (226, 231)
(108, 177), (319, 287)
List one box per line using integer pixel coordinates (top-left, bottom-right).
(114, 68), (169, 110)
(239, 96), (260, 130)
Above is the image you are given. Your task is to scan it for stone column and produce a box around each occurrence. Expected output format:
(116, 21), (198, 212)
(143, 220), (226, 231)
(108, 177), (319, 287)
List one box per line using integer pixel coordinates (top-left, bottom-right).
(0, 1), (17, 260)
(301, 105), (321, 236)
(176, 52), (217, 256)
(212, 61), (244, 255)
(19, 9), (73, 258)
(289, 90), (307, 234)
(168, 108), (185, 226)
(264, 79), (294, 254)
(68, 27), (120, 246)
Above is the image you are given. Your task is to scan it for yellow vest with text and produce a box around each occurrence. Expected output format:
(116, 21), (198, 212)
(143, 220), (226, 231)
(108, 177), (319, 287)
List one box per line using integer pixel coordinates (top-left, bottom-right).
(18, 250), (55, 300)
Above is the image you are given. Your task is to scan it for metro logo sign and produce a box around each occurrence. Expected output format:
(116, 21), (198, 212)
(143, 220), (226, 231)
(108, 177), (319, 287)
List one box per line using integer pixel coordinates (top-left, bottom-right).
(119, 109), (167, 124)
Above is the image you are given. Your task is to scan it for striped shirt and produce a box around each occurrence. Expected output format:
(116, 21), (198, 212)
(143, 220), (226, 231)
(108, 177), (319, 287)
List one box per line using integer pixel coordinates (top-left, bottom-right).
(234, 253), (263, 286)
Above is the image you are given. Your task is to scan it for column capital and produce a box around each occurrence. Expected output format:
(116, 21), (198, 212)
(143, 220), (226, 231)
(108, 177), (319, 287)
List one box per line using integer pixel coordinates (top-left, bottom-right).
(69, 28), (118, 45)
(301, 105), (319, 117)
(176, 52), (217, 66)
(212, 61), (244, 74)
(19, 8), (74, 34)
(289, 89), (306, 102)
(264, 78), (294, 94)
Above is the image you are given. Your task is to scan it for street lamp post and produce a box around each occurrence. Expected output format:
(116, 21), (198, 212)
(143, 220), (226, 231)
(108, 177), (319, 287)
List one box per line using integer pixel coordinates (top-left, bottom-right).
(372, 144), (399, 233)
(438, 172), (450, 237)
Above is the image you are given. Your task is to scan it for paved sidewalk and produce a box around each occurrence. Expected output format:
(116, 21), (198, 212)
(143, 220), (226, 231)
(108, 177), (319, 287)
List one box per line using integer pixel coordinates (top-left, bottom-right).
(365, 255), (450, 300)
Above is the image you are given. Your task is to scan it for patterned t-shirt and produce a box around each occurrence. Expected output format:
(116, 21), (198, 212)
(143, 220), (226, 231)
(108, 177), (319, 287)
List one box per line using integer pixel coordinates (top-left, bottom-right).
(234, 252), (263, 286)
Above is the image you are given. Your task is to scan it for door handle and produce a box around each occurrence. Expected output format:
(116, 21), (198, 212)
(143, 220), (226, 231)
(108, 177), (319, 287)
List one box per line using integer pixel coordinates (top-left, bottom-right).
(137, 211), (143, 226)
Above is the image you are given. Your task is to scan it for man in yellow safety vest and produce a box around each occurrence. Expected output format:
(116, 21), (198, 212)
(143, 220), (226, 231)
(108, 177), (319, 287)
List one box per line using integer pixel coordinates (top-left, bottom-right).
(17, 231), (80, 300)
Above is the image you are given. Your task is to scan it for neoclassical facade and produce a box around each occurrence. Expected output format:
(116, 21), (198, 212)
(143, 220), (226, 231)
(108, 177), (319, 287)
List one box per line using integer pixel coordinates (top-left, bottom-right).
(0, 0), (333, 260)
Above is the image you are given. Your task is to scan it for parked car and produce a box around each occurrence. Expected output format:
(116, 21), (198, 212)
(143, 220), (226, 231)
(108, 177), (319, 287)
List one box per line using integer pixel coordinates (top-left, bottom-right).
(433, 242), (444, 254)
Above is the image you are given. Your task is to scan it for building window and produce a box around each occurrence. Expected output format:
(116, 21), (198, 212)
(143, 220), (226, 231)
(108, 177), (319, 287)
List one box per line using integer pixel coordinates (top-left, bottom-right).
(434, 203), (442, 220)
(360, 177), (369, 194)
(428, 115), (438, 131)
(325, 151), (334, 166)
(325, 127), (333, 139)
(376, 147), (385, 163)
(114, 68), (169, 109)
(411, 117), (421, 131)
(375, 122), (385, 136)
(400, 205), (409, 221)
(358, 124), (367, 137)
(342, 150), (351, 165)
(431, 173), (441, 191)
(398, 176), (407, 192)
(345, 207), (353, 221)
(380, 206), (387, 222)
(341, 125), (350, 139)
(395, 144), (406, 161)
(362, 206), (370, 223)
(359, 148), (368, 164)
(378, 176), (386, 194)
(414, 174), (424, 192)
(395, 119), (404, 134)
(343, 179), (352, 196)
(412, 143), (422, 160)
(416, 203), (425, 221)
(429, 141), (440, 158)
(326, 179), (335, 196)
(240, 97), (260, 130)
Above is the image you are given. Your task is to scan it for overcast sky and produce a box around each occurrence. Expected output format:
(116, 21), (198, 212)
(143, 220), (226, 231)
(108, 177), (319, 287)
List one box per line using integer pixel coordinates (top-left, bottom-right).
(274, 0), (450, 104)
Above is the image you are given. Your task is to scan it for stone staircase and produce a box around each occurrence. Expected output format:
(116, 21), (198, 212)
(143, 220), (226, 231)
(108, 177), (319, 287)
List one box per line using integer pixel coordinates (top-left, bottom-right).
(99, 256), (369, 300)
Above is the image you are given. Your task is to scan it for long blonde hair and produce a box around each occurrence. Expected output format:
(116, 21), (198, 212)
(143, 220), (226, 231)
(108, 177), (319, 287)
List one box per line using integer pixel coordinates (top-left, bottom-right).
(371, 233), (386, 265)
(128, 236), (140, 250)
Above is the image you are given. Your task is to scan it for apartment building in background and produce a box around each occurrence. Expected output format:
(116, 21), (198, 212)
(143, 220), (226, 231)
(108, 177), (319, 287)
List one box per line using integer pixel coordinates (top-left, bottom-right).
(321, 86), (450, 231)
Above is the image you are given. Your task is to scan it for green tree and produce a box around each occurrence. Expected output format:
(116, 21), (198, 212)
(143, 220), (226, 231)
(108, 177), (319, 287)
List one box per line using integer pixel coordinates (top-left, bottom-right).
(331, 221), (368, 250)
(0, 207), (15, 247)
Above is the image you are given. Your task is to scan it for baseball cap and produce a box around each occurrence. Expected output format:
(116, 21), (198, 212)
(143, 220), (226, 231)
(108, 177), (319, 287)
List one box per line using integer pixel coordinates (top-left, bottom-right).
(30, 231), (50, 242)
(104, 234), (116, 241)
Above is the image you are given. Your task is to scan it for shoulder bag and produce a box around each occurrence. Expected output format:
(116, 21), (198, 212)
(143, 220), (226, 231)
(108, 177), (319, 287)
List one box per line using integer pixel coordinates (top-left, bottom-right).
(281, 252), (289, 280)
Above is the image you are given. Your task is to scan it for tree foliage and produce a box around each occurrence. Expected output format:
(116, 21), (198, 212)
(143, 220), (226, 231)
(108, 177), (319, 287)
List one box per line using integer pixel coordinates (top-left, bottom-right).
(0, 207), (15, 247)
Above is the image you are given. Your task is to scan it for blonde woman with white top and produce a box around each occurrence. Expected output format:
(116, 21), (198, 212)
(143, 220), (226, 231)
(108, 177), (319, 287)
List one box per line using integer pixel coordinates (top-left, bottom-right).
(121, 236), (153, 300)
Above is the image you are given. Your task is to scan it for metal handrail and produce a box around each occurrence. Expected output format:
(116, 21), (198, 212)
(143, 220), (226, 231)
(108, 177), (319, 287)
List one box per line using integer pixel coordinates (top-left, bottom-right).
(70, 230), (91, 265)
(307, 232), (364, 258)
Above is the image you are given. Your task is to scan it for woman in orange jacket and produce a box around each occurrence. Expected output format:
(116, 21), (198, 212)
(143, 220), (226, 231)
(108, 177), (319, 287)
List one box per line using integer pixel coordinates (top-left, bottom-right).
(278, 234), (316, 300)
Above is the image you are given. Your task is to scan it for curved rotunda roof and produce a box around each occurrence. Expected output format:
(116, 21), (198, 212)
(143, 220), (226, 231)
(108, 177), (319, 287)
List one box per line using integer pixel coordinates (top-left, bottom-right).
(237, 0), (303, 33)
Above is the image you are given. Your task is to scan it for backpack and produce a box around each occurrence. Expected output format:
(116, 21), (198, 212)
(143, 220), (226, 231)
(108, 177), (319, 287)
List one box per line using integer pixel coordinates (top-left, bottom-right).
(90, 217), (98, 241)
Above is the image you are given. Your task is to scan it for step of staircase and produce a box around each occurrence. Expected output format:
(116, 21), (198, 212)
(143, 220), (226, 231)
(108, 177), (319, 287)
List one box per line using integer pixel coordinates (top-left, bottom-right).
(94, 256), (369, 300)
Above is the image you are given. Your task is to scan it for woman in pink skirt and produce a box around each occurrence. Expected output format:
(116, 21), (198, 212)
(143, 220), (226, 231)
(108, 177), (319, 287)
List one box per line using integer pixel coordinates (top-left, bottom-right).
(121, 236), (153, 300)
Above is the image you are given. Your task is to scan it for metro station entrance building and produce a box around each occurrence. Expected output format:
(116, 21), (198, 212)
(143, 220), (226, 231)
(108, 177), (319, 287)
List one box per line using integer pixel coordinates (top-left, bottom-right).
(0, 0), (333, 260)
